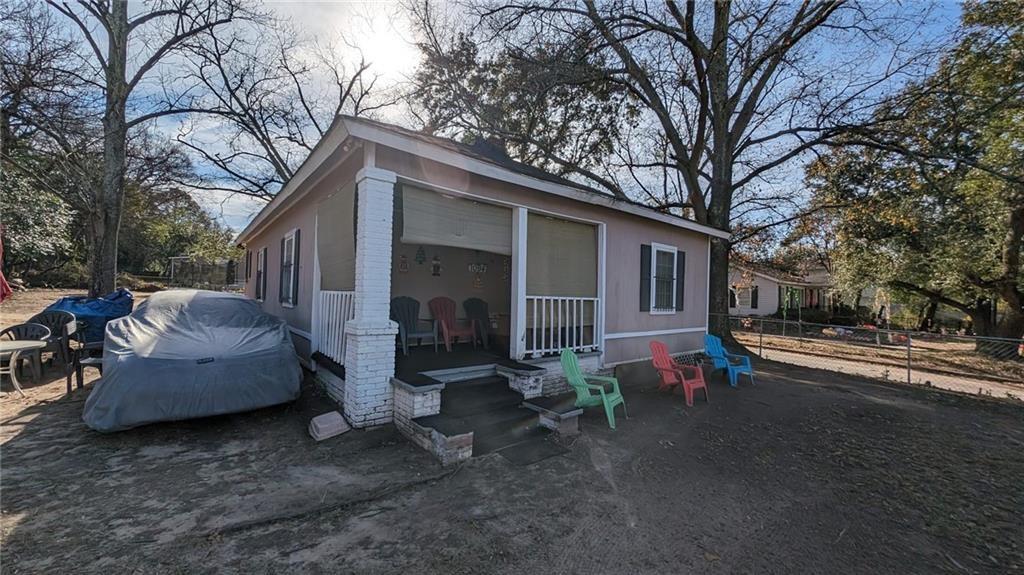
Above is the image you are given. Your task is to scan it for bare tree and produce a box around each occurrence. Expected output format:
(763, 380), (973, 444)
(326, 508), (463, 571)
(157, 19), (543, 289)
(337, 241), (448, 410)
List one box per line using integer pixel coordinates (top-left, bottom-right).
(45, 0), (243, 295)
(176, 21), (401, 200)
(409, 0), (936, 337)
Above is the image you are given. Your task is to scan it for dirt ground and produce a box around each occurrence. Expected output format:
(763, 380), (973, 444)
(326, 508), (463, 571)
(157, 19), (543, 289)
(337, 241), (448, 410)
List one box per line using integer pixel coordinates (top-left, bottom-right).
(734, 332), (1024, 402)
(3, 344), (1022, 573)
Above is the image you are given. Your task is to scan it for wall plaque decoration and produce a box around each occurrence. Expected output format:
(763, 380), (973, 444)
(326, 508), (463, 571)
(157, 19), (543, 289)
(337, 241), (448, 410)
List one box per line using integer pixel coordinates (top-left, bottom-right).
(398, 254), (409, 273)
(431, 255), (442, 277)
(415, 246), (426, 264)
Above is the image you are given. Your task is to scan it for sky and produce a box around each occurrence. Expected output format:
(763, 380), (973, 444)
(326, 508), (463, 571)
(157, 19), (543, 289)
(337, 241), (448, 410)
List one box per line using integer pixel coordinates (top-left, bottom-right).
(179, 0), (964, 236)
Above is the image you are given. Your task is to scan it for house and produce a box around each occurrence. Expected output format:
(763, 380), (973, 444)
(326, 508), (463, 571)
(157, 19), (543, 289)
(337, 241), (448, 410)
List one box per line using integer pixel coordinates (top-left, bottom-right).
(728, 263), (832, 316)
(235, 115), (729, 441)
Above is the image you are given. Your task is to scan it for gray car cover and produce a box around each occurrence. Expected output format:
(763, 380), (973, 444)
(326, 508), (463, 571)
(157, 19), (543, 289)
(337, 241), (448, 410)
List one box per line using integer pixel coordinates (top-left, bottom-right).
(83, 290), (302, 432)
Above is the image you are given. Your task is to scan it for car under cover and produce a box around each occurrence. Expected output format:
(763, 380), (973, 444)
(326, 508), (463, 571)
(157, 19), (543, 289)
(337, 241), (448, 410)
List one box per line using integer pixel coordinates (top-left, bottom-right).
(83, 289), (302, 432)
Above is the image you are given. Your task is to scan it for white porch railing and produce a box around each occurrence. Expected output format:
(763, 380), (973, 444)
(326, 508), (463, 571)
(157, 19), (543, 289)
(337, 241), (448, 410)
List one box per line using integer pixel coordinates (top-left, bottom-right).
(525, 295), (599, 357)
(316, 290), (355, 364)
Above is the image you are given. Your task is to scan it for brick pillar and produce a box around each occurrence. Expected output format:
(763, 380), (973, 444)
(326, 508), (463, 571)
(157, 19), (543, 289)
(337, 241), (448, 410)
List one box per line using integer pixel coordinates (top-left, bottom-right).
(343, 167), (399, 427)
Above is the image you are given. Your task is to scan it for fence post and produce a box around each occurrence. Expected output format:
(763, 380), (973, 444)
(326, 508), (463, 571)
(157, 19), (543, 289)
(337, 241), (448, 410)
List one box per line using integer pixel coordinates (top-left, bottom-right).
(759, 318), (764, 358)
(906, 333), (912, 385)
(797, 321), (803, 347)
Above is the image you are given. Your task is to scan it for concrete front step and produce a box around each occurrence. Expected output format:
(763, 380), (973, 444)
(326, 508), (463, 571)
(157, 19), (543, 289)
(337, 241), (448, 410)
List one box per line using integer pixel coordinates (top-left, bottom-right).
(413, 374), (553, 460)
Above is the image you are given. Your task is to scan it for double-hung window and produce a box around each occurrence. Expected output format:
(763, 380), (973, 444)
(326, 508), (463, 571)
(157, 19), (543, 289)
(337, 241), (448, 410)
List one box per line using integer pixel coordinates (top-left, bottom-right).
(651, 244), (677, 313)
(640, 243), (685, 314)
(279, 229), (300, 307)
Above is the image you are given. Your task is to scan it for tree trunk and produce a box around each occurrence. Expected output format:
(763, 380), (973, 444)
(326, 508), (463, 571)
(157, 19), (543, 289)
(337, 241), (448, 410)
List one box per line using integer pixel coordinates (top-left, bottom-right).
(917, 298), (939, 332)
(704, 2), (735, 343)
(707, 236), (732, 340)
(89, 1), (129, 297)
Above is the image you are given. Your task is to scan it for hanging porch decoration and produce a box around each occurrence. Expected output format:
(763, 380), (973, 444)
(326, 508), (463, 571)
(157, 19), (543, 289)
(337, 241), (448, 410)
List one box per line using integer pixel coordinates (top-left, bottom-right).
(431, 255), (442, 277)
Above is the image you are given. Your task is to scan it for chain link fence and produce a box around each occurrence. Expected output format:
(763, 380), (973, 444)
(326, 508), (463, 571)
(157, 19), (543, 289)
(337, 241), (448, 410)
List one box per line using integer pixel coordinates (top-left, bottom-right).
(713, 314), (1024, 402)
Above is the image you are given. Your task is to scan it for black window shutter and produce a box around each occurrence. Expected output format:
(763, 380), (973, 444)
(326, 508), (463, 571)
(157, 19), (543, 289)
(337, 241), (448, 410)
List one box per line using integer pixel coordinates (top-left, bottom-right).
(639, 244), (651, 312)
(291, 229), (301, 305)
(279, 237), (287, 303)
(751, 285), (759, 309)
(261, 249), (267, 301)
(729, 288), (737, 308)
(675, 251), (685, 311)
(245, 250), (251, 279)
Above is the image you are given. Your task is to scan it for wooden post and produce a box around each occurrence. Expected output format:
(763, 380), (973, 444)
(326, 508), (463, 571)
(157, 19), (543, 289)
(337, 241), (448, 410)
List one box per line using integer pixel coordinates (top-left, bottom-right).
(758, 318), (764, 358)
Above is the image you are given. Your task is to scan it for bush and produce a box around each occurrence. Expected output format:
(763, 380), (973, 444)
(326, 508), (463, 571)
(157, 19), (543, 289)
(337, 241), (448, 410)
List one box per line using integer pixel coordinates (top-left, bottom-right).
(24, 260), (88, 289)
(117, 272), (166, 292)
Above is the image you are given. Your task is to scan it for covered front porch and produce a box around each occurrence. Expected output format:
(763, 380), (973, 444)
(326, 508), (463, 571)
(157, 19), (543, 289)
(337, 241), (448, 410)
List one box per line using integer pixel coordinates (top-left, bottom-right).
(306, 163), (606, 458)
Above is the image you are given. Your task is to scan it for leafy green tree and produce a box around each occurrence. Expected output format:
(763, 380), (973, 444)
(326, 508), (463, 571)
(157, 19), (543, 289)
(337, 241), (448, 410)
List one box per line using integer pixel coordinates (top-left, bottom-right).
(0, 171), (74, 278)
(810, 1), (1023, 342)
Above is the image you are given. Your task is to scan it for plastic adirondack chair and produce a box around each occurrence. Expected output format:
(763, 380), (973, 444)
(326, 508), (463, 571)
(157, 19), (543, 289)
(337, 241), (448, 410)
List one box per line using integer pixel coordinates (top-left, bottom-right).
(560, 348), (627, 429)
(650, 340), (709, 407)
(703, 334), (754, 387)
(28, 310), (77, 388)
(463, 298), (492, 349)
(390, 297), (438, 355)
(428, 297), (477, 352)
(1, 323), (51, 384)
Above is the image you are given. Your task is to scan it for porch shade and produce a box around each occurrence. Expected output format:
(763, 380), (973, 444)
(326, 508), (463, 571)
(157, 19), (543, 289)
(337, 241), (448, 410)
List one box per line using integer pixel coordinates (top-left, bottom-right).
(399, 185), (512, 255)
(316, 183), (356, 291)
(526, 213), (597, 297)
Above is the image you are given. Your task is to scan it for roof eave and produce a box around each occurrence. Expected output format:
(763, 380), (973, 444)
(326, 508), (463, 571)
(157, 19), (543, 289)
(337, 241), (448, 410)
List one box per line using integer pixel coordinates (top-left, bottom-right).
(342, 117), (732, 240)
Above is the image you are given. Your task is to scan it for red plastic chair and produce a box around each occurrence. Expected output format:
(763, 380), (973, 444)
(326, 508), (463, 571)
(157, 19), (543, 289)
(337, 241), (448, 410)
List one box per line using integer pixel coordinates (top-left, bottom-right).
(428, 297), (478, 352)
(650, 340), (709, 407)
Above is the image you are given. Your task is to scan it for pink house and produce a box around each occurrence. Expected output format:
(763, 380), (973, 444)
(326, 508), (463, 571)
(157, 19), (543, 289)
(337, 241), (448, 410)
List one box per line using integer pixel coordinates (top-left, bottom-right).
(236, 116), (728, 456)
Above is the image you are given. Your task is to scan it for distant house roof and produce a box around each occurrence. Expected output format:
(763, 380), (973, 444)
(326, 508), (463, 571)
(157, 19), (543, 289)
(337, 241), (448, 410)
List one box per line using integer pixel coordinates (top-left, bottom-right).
(733, 262), (831, 288)
(237, 115), (731, 244)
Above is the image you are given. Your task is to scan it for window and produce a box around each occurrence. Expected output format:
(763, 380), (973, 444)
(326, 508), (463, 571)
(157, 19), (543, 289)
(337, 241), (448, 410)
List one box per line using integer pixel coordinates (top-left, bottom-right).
(640, 243), (684, 313)
(279, 229), (300, 307)
(738, 287), (752, 308)
(651, 243), (677, 314)
(751, 285), (759, 309)
(255, 247), (267, 301)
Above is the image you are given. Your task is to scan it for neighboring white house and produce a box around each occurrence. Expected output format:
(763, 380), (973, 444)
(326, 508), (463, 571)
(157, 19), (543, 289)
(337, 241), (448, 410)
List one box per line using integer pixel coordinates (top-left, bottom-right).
(728, 264), (832, 316)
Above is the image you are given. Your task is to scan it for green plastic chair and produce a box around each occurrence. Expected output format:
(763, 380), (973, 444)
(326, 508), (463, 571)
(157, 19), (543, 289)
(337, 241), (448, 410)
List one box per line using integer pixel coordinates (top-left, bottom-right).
(560, 348), (627, 429)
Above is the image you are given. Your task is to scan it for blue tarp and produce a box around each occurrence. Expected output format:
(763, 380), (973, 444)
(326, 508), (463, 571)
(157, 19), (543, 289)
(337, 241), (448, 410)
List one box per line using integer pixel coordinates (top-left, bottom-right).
(46, 288), (134, 343)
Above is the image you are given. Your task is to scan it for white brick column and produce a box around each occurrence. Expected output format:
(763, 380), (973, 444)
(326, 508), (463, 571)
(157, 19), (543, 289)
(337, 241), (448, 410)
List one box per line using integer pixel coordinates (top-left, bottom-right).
(343, 167), (399, 427)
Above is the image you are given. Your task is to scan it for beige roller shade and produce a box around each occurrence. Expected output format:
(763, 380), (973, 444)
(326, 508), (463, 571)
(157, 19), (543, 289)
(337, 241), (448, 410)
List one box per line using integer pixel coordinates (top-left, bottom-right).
(317, 183), (356, 291)
(399, 185), (512, 255)
(526, 213), (597, 297)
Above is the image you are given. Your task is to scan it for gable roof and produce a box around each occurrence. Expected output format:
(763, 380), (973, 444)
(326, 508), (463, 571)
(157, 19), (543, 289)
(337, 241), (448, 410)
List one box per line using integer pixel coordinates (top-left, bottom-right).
(733, 262), (831, 288)
(237, 115), (731, 244)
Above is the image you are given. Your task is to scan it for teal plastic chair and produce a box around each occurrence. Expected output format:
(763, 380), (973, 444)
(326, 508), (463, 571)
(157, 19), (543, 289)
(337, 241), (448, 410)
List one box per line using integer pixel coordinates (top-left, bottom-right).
(704, 334), (754, 387)
(560, 349), (627, 429)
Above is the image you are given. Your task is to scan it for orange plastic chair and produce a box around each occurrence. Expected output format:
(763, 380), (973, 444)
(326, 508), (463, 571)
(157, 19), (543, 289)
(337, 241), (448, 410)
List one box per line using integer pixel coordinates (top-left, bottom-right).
(650, 340), (709, 407)
(428, 297), (478, 352)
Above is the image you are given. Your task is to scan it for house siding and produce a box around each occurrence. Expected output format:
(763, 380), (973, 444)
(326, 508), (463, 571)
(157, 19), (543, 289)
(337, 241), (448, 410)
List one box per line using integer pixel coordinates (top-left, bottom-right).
(727, 271), (781, 316)
(242, 140), (716, 368)
(242, 151), (363, 360)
